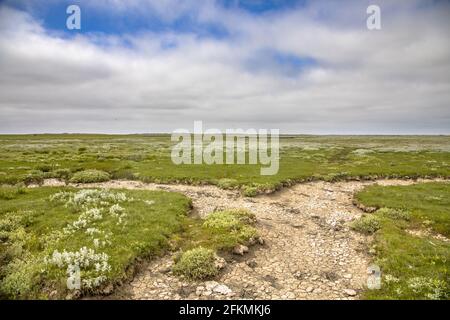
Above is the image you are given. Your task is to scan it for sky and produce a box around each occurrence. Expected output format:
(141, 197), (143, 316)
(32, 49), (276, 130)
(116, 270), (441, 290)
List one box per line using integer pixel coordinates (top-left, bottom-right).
(0, 0), (449, 134)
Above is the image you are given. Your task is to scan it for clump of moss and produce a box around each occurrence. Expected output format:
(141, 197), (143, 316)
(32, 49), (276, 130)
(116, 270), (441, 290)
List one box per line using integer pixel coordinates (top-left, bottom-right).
(203, 209), (258, 249)
(376, 207), (411, 221)
(351, 215), (382, 234)
(172, 247), (218, 280)
(204, 209), (256, 229)
(242, 185), (258, 197)
(69, 169), (110, 183)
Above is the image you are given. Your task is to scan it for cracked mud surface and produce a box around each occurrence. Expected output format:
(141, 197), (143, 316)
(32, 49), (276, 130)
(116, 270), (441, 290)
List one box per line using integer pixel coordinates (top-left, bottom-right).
(42, 178), (443, 300)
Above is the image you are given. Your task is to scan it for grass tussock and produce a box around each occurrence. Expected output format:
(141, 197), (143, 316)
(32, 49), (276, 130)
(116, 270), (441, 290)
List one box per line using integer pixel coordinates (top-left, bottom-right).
(69, 169), (110, 183)
(172, 247), (218, 280)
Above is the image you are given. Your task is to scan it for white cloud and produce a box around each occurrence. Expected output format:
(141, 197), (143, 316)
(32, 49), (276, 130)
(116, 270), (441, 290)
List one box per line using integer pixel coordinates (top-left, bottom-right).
(0, 1), (449, 134)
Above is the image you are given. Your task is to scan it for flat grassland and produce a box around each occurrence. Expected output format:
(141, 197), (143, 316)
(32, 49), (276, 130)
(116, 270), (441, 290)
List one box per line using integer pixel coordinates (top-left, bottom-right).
(0, 135), (449, 300)
(0, 135), (449, 194)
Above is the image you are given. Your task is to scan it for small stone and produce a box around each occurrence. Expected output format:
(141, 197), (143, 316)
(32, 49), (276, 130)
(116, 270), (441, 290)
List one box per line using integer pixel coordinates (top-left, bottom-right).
(205, 281), (219, 291)
(343, 273), (352, 279)
(306, 286), (313, 293)
(214, 255), (227, 270)
(343, 289), (357, 296)
(233, 244), (249, 255)
(48, 290), (58, 299)
(159, 266), (172, 274)
(213, 284), (232, 295)
(287, 292), (296, 299)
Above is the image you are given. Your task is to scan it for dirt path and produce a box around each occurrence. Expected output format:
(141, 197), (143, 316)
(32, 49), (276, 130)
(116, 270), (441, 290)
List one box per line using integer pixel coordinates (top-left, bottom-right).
(42, 178), (444, 300)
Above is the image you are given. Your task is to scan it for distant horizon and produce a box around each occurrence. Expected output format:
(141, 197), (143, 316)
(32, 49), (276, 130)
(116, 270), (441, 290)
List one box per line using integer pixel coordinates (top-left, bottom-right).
(1, 132), (449, 137)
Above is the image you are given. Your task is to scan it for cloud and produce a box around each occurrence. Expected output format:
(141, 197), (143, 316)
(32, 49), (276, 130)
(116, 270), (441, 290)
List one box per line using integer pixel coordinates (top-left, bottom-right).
(0, 1), (449, 134)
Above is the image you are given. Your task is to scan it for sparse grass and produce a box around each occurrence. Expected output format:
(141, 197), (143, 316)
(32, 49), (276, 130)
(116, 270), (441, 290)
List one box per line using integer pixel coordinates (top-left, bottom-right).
(354, 182), (450, 300)
(172, 247), (218, 280)
(0, 187), (191, 299)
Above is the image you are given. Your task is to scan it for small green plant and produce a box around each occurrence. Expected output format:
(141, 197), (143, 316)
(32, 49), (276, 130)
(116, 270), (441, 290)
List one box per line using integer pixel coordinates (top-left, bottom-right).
(242, 185), (258, 197)
(202, 209), (258, 249)
(351, 215), (381, 234)
(172, 247), (218, 280)
(35, 164), (53, 172)
(204, 209), (255, 229)
(376, 207), (411, 221)
(70, 169), (110, 183)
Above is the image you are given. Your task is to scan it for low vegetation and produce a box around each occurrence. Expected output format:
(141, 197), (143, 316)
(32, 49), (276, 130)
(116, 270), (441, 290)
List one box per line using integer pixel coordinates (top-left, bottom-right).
(69, 169), (110, 183)
(376, 207), (411, 221)
(351, 215), (382, 234)
(354, 182), (450, 300)
(172, 247), (218, 280)
(0, 184), (259, 297)
(202, 209), (258, 249)
(172, 209), (259, 280)
(0, 187), (191, 299)
(0, 134), (448, 195)
(0, 185), (26, 200)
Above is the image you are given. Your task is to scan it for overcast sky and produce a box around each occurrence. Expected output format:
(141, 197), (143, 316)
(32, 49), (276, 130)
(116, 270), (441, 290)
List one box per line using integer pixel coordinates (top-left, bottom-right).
(0, 0), (449, 134)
